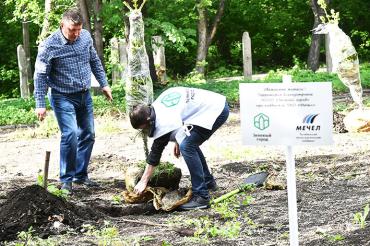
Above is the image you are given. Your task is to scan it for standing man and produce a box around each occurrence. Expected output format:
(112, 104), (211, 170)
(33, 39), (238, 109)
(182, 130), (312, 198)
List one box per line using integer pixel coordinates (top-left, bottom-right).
(34, 8), (113, 192)
(129, 87), (229, 210)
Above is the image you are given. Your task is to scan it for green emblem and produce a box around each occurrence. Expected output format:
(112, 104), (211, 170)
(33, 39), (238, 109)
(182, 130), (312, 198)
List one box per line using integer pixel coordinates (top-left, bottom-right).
(254, 113), (269, 130)
(161, 92), (181, 107)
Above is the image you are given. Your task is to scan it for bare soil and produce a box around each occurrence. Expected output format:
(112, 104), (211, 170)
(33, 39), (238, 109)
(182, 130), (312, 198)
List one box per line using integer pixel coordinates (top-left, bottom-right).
(0, 94), (370, 245)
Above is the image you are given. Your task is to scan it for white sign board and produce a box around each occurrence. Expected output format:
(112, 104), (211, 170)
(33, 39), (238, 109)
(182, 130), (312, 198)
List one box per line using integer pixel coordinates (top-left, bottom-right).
(240, 82), (333, 145)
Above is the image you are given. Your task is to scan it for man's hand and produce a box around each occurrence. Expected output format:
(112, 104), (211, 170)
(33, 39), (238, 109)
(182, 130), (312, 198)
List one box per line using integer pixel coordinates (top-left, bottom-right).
(101, 86), (113, 101)
(35, 108), (47, 121)
(173, 143), (180, 158)
(134, 164), (155, 194)
(134, 179), (148, 194)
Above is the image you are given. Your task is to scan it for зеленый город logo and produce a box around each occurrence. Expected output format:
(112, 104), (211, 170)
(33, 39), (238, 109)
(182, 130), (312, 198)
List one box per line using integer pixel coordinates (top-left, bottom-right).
(161, 92), (181, 107)
(254, 113), (269, 130)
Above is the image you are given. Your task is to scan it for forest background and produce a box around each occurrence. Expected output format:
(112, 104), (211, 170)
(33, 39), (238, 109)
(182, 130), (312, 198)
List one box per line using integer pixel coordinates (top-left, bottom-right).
(0, 0), (369, 99)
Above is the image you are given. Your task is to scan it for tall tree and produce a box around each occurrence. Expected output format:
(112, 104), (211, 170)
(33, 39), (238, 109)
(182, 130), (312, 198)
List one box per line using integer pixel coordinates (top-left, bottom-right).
(195, 0), (226, 76)
(78, 0), (92, 33)
(39, 0), (53, 42)
(92, 0), (104, 66)
(307, 0), (329, 71)
(21, 9), (32, 82)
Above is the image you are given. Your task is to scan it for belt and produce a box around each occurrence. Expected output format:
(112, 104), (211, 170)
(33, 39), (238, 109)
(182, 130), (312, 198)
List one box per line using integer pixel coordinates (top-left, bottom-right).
(79, 88), (89, 93)
(51, 88), (89, 95)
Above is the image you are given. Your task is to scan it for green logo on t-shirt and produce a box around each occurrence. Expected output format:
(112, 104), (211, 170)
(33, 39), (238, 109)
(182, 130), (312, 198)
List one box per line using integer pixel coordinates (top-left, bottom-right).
(161, 92), (181, 107)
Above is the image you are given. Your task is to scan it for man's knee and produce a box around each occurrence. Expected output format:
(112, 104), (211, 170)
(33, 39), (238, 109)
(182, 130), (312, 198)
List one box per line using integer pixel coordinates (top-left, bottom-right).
(179, 140), (195, 154)
(61, 128), (78, 143)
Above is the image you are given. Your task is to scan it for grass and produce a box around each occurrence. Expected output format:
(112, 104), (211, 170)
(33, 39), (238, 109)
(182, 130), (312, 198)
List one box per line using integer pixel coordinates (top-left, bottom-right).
(1, 65), (369, 126)
(168, 192), (254, 241)
(137, 160), (178, 181)
(82, 221), (156, 245)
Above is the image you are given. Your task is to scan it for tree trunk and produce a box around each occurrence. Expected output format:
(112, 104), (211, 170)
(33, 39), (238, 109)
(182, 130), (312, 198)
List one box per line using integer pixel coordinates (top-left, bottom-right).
(92, 0), (104, 67)
(307, 0), (329, 71)
(152, 36), (167, 84)
(123, 0), (134, 41)
(195, 4), (207, 75)
(22, 16), (32, 83)
(39, 0), (52, 42)
(22, 21), (32, 80)
(78, 0), (92, 33)
(195, 0), (226, 76)
(124, 15), (130, 41)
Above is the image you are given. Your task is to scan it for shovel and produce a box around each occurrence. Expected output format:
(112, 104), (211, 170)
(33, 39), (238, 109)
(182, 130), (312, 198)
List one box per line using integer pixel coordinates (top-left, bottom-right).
(211, 171), (268, 205)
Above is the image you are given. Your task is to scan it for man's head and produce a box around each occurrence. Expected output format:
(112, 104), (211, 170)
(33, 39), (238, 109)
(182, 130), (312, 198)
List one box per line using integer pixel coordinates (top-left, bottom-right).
(129, 104), (151, 129)
(60, 8), (84, 42)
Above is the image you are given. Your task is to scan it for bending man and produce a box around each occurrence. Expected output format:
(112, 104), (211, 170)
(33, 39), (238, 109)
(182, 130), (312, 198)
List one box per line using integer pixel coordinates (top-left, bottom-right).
(129, 87), (229, 210)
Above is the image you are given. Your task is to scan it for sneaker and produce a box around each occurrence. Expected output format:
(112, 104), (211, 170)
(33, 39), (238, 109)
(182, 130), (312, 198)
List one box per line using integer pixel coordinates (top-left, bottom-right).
(74, 178), (100, 187)
(61, 182), (72, 192)
(179, 195), (210, 210)
(207, 180), (218, 191)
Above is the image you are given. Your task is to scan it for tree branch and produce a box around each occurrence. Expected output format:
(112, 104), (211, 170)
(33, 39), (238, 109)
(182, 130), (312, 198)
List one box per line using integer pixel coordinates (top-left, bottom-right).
(207, 0), (226, 47)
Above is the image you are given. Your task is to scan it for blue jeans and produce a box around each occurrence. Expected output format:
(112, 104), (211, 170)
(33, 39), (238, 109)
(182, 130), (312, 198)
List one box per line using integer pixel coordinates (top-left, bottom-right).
(179, 102), (229, 198)
(50, 89), (95, 183)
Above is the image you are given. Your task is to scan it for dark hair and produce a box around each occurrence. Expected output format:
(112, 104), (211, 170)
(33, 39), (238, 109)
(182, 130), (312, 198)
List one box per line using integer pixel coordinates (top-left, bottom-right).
(62, 8), (84, 25)
(129, 104), (151, 129)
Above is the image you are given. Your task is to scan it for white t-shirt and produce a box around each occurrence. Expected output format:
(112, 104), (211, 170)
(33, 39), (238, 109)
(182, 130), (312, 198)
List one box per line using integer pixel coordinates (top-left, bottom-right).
(152, 87), (226, 144)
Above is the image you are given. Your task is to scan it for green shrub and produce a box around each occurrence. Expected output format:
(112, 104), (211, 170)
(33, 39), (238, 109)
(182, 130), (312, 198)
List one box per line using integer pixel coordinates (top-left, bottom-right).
(1, 65), (369, 126)
(0, 65), (20, 98)
(93, 84), (126, 117)
(207, 66), (242, 79)
(0, 98), (37, 125)
(0, 85), (126, 126)
(262, 68), (347, 93)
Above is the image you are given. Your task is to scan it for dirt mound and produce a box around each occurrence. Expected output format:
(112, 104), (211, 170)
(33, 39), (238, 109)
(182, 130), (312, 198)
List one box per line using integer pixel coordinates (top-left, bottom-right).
(0, 185), (102, 242)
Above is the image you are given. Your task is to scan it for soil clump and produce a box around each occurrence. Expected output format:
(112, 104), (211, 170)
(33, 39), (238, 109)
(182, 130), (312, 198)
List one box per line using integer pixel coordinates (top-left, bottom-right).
(0, 185), (102, 242)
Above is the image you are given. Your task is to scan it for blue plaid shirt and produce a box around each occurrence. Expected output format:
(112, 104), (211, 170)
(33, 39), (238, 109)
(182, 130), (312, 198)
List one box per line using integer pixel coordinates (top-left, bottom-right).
(34, 28), (108, 108)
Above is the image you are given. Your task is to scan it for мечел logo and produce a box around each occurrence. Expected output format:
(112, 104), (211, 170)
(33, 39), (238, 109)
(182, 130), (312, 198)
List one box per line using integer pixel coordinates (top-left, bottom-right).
(297, 113), (321, 131)
(302, 114), (319, 124)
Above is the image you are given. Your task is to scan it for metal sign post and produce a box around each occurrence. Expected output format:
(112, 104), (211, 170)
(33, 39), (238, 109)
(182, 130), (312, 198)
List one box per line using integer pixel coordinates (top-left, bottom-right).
(283, 75), (298, 246)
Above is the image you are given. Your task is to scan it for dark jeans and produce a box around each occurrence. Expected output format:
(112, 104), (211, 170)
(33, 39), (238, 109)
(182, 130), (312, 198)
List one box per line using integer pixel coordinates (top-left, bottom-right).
(50, 89), (95, 183)
(179, 102), (229, 198)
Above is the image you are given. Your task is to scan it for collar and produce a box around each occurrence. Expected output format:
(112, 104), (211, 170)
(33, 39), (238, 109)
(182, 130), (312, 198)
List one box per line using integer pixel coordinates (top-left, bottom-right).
(58, 28), (70, 45)
(58, 27), (80, 45)
(148, 106), (156, 137)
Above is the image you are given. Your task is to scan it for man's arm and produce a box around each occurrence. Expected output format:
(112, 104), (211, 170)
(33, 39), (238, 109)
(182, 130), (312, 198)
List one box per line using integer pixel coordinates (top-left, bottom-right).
(88, 35), (112, 101)
(147, 133), (171, 165)
(134, 133), (171, 194)
(33, 44), (50, 120)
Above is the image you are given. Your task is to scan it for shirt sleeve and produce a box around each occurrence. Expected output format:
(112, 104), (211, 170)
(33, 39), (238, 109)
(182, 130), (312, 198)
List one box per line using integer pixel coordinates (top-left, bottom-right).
(147, 132), (171, 166)
(33, 43), (50, 108)
(89, 36), (108, 88)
